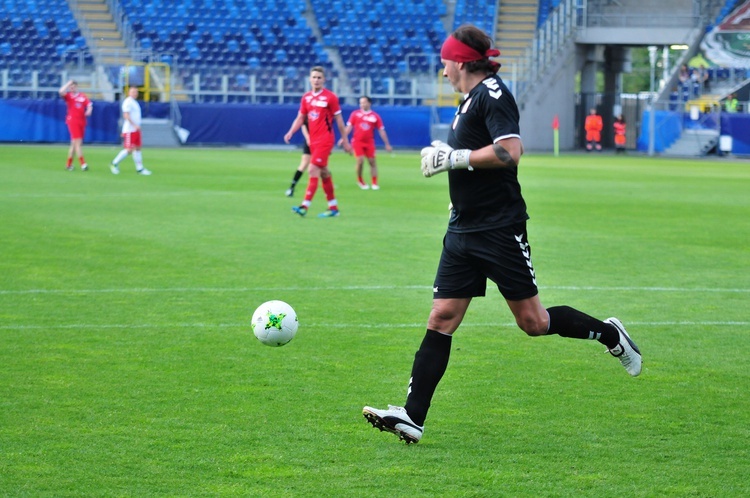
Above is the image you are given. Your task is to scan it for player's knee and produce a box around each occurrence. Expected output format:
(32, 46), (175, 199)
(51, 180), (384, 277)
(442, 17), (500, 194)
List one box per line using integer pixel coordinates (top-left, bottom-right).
(515, 313), (548, 336)
(427, 305), (462, 333)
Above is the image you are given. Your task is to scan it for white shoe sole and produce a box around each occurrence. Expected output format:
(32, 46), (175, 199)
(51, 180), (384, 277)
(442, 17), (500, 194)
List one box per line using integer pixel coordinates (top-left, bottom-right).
(363, 406), (422, 444)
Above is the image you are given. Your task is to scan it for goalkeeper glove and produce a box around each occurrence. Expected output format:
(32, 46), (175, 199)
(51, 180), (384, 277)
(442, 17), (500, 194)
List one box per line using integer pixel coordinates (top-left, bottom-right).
(420, 140), (472, 177)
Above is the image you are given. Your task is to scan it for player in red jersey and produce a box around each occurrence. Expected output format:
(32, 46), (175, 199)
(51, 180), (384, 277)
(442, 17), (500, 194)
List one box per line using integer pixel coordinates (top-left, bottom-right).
(343, 96), (392, 190)
(59, 80), (93, 171)
(284, 66), (351, 218)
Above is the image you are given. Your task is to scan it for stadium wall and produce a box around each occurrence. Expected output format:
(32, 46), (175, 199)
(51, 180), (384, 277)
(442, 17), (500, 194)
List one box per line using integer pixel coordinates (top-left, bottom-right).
(636, 111), (750, 155)
(0, 100), (433, 147)
(720, 113), (750, 155)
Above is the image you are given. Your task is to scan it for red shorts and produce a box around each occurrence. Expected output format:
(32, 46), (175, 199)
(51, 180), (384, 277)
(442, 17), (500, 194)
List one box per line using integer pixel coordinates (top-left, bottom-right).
(67, 120), (86, 140)
(353, 141), (376, 159)
(310, 140), (334, 167)
(123, 130), (142, 149)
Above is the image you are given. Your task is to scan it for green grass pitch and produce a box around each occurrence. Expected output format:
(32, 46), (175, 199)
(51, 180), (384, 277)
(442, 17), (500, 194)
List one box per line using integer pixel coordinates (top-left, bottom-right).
(1, 144), (749, 496)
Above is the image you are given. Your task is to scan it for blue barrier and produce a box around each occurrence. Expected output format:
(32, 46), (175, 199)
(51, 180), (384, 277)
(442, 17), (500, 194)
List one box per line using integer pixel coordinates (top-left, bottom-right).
(0, 99), (439, 147)
(0, 98), (122, 143)
(25, 99), (747, 153)
(637, 110), (683, 153)
(721, 113), (750, 154)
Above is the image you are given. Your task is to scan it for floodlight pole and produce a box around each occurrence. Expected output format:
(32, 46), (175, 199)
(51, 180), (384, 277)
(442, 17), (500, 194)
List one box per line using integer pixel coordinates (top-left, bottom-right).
(648, 46), (658, 157)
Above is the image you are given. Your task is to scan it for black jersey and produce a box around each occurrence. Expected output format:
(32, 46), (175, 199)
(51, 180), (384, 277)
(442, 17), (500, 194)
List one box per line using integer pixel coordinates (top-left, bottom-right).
(446, 74), (528, 232)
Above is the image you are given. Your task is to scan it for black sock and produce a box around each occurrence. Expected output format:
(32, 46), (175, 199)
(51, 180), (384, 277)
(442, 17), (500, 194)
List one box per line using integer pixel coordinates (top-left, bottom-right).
(404, 329), (452, 426)
(291, 170), (303, 186)
(546, 305), (619, 349)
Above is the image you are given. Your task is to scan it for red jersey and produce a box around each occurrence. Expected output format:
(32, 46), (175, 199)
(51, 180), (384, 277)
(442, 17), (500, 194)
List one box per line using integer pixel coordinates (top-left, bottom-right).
(347, 110), (383, 145)
(299, 88), (341, 144)
(64, 92), (91, 124)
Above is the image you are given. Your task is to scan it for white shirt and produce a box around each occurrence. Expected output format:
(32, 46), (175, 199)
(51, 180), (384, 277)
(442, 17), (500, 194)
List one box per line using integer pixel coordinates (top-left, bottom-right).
(121, 96), (142, 133)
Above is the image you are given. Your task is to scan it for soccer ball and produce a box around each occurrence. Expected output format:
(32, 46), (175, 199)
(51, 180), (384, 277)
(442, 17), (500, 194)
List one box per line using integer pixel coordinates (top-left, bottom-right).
(251, 300), (298, 347)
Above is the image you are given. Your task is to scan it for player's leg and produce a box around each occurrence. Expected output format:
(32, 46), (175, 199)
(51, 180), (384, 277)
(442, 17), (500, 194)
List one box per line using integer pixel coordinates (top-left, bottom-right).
(352, 142), (367, 189)
(319, 166), (339, 217)
(111, 133), (131, 174)
(493, 224), (640, 375)
(65, 123), (76, 170)
(292, 162), (322, 216)
(506, 297), (640, 375)
(355, 156), (368, 189)
(66, 140), (75, 170)
(128, 132), (151, 175)
(309, 143), (338, 217)
(368, 155), (379, 189)
(73, 136), (87, 170)
(364, 233), (480, 442)
(287, 152), (310, 196)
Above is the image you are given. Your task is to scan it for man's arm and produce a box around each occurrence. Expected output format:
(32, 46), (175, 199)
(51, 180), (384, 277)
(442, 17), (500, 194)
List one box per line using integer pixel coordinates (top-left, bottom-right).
(337, 123), (353, 148)
(335, 114), (351, 153)
(284, 112), (304, 144)
(58, 80), (72, 98)
(85, 100), (93, 117)
(123, 111), (140, 131)
(378, 128), (392, 152)
(468, 137), (523, 168)
(421, 137), (523, 177)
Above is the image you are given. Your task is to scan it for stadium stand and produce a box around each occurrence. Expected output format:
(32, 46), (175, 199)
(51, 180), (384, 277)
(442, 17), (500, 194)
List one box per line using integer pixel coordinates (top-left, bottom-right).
(0, 0), (89, 97)
(310, 0), (448, 102)
(0, 0), (474, 104)
(1, 0), (746, 114)
(453, 0), (496, 34)
(120, 0), (332, 102)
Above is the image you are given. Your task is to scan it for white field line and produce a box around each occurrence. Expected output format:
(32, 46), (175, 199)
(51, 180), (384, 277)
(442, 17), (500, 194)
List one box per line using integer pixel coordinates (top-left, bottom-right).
(1, 321), (748, 331)
(2, 285), (746, 330)
(1, 284), (748, 295)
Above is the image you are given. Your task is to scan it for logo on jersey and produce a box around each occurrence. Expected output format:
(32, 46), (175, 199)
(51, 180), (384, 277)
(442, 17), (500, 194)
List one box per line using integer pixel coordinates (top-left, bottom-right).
(309, 110), (320, 120)
(482, 77), (503, 99)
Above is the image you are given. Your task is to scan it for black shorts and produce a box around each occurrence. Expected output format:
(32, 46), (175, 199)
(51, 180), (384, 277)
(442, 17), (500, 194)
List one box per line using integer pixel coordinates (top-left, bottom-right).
(302, 143), (311, 155)
(433, 222), (539, 301)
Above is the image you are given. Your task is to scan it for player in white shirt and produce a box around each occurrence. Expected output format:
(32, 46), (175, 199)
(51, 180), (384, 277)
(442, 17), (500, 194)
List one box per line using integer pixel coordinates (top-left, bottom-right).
(110, 86), (152, 175)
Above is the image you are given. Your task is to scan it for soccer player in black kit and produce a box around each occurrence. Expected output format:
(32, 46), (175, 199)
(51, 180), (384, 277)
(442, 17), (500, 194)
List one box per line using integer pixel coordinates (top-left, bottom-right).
(363, 24), (642, 444)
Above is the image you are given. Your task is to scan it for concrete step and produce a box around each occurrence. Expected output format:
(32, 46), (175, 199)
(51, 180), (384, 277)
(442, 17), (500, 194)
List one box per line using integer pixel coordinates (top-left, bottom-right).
(497, 40), (532, 48)
(498, 15), (537, 23)
(91, 30), (121, 40)
(94, 38), (126, 47)
(500, 6), (538, 14)
(78, 3), (108, 12)
(101, 55), (131, 65)
(497, 30), (535, 39)
(497, 48), (526, 58)
(81, 12), (112, 21)
(665, 129), (719, 156)
(140, 118), (181, 147)
(89, 21), (117, 30)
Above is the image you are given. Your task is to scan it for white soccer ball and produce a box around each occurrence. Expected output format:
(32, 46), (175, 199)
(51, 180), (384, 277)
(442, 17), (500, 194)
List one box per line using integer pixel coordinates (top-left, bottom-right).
(251, 300), (298, 347)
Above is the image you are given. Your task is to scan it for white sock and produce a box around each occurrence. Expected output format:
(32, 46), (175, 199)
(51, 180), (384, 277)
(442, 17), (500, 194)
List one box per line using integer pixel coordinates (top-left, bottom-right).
(133, 150), (143, 170)
(112, 149), (129, 165)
